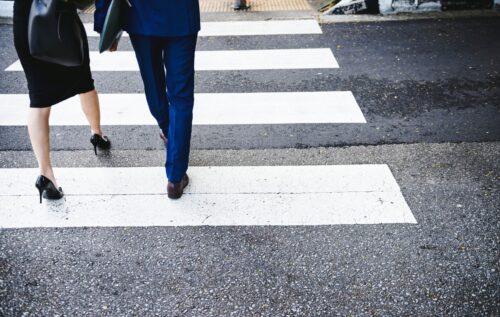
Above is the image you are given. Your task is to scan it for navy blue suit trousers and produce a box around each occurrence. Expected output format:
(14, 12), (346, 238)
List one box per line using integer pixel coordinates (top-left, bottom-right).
(130, 34), (198, 182)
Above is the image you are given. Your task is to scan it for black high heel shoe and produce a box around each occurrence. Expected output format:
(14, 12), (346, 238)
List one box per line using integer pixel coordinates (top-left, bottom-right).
(35, 175), (64, 204)
(90, 134), (111, 155)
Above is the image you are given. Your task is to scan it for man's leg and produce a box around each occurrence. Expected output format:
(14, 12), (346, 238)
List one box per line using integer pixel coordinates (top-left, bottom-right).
(163, 34), (198, 182)
(129, 35), (169, 134)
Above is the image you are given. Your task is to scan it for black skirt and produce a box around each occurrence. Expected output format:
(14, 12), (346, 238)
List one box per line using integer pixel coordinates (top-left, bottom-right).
(13, 0), (95, 108)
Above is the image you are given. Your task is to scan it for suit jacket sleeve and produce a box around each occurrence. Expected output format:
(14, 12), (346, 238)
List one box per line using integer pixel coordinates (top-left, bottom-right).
(94, 0), (112, 33)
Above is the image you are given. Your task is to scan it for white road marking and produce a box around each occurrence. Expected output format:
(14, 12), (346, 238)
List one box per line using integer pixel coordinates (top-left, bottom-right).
(0, 165), (416, 228)
(83, 20), (323, 37)
(0, 92), (366, 125)
(5, 48), (339, 71)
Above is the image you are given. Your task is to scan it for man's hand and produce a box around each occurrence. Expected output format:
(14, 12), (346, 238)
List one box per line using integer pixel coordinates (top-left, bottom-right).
(108, 40), (119, 52)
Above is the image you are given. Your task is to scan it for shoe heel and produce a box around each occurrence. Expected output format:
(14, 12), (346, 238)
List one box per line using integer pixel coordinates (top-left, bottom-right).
(90, 137), (97, 155)
(38, 187), (43, 204)
(35, 183), (43, 204)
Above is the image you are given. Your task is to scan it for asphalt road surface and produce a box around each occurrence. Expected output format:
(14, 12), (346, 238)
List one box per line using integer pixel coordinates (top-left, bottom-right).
(0, 14), (499, 316)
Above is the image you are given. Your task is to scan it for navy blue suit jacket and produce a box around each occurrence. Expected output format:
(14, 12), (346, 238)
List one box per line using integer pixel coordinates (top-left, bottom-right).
(94, 0), (201, 37)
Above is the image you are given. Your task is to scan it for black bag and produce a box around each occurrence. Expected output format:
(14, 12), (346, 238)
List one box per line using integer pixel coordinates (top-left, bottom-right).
(28, 0), (84, 67)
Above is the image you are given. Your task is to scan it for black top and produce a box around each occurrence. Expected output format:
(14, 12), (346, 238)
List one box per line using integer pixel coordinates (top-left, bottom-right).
(13, 0), (95, 108)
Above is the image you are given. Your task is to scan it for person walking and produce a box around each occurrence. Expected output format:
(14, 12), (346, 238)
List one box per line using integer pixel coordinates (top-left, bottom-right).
(13, 0), (111, 203)
(95, 0), (200, 199)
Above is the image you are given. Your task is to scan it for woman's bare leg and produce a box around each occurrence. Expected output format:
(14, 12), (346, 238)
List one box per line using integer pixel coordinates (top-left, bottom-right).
(27, 107), (58, 187)
(79, 89), (103, 135)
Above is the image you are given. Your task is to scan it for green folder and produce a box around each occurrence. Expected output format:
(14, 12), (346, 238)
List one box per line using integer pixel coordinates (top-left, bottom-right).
(99, 0), (131, 53)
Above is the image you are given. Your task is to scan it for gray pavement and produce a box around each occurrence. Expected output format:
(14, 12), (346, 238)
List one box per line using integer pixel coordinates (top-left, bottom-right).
(0, 12), (499, 316)
(1, 18), (499, 150)
(0, 142), (499, 315)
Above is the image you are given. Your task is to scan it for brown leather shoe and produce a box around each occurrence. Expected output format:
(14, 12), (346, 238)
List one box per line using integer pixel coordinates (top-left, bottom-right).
(167, 174), (189, 199)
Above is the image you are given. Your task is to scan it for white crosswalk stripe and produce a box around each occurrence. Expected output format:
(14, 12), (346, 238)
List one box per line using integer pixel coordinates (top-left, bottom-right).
(83, 20), (323, 37)
(0, 18), (416, 227)
(5, 49), (339, 71)
(0, 165), (416, 228)
(0, 92), (366, 125)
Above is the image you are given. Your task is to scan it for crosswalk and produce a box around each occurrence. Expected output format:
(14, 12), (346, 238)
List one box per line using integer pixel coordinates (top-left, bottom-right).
(6, 49), (339, 71)
(0, 92), (366, 125)
(0, 19), (415, 228)
(0, 165), (416, 228)
(83, 20), (323, 37)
